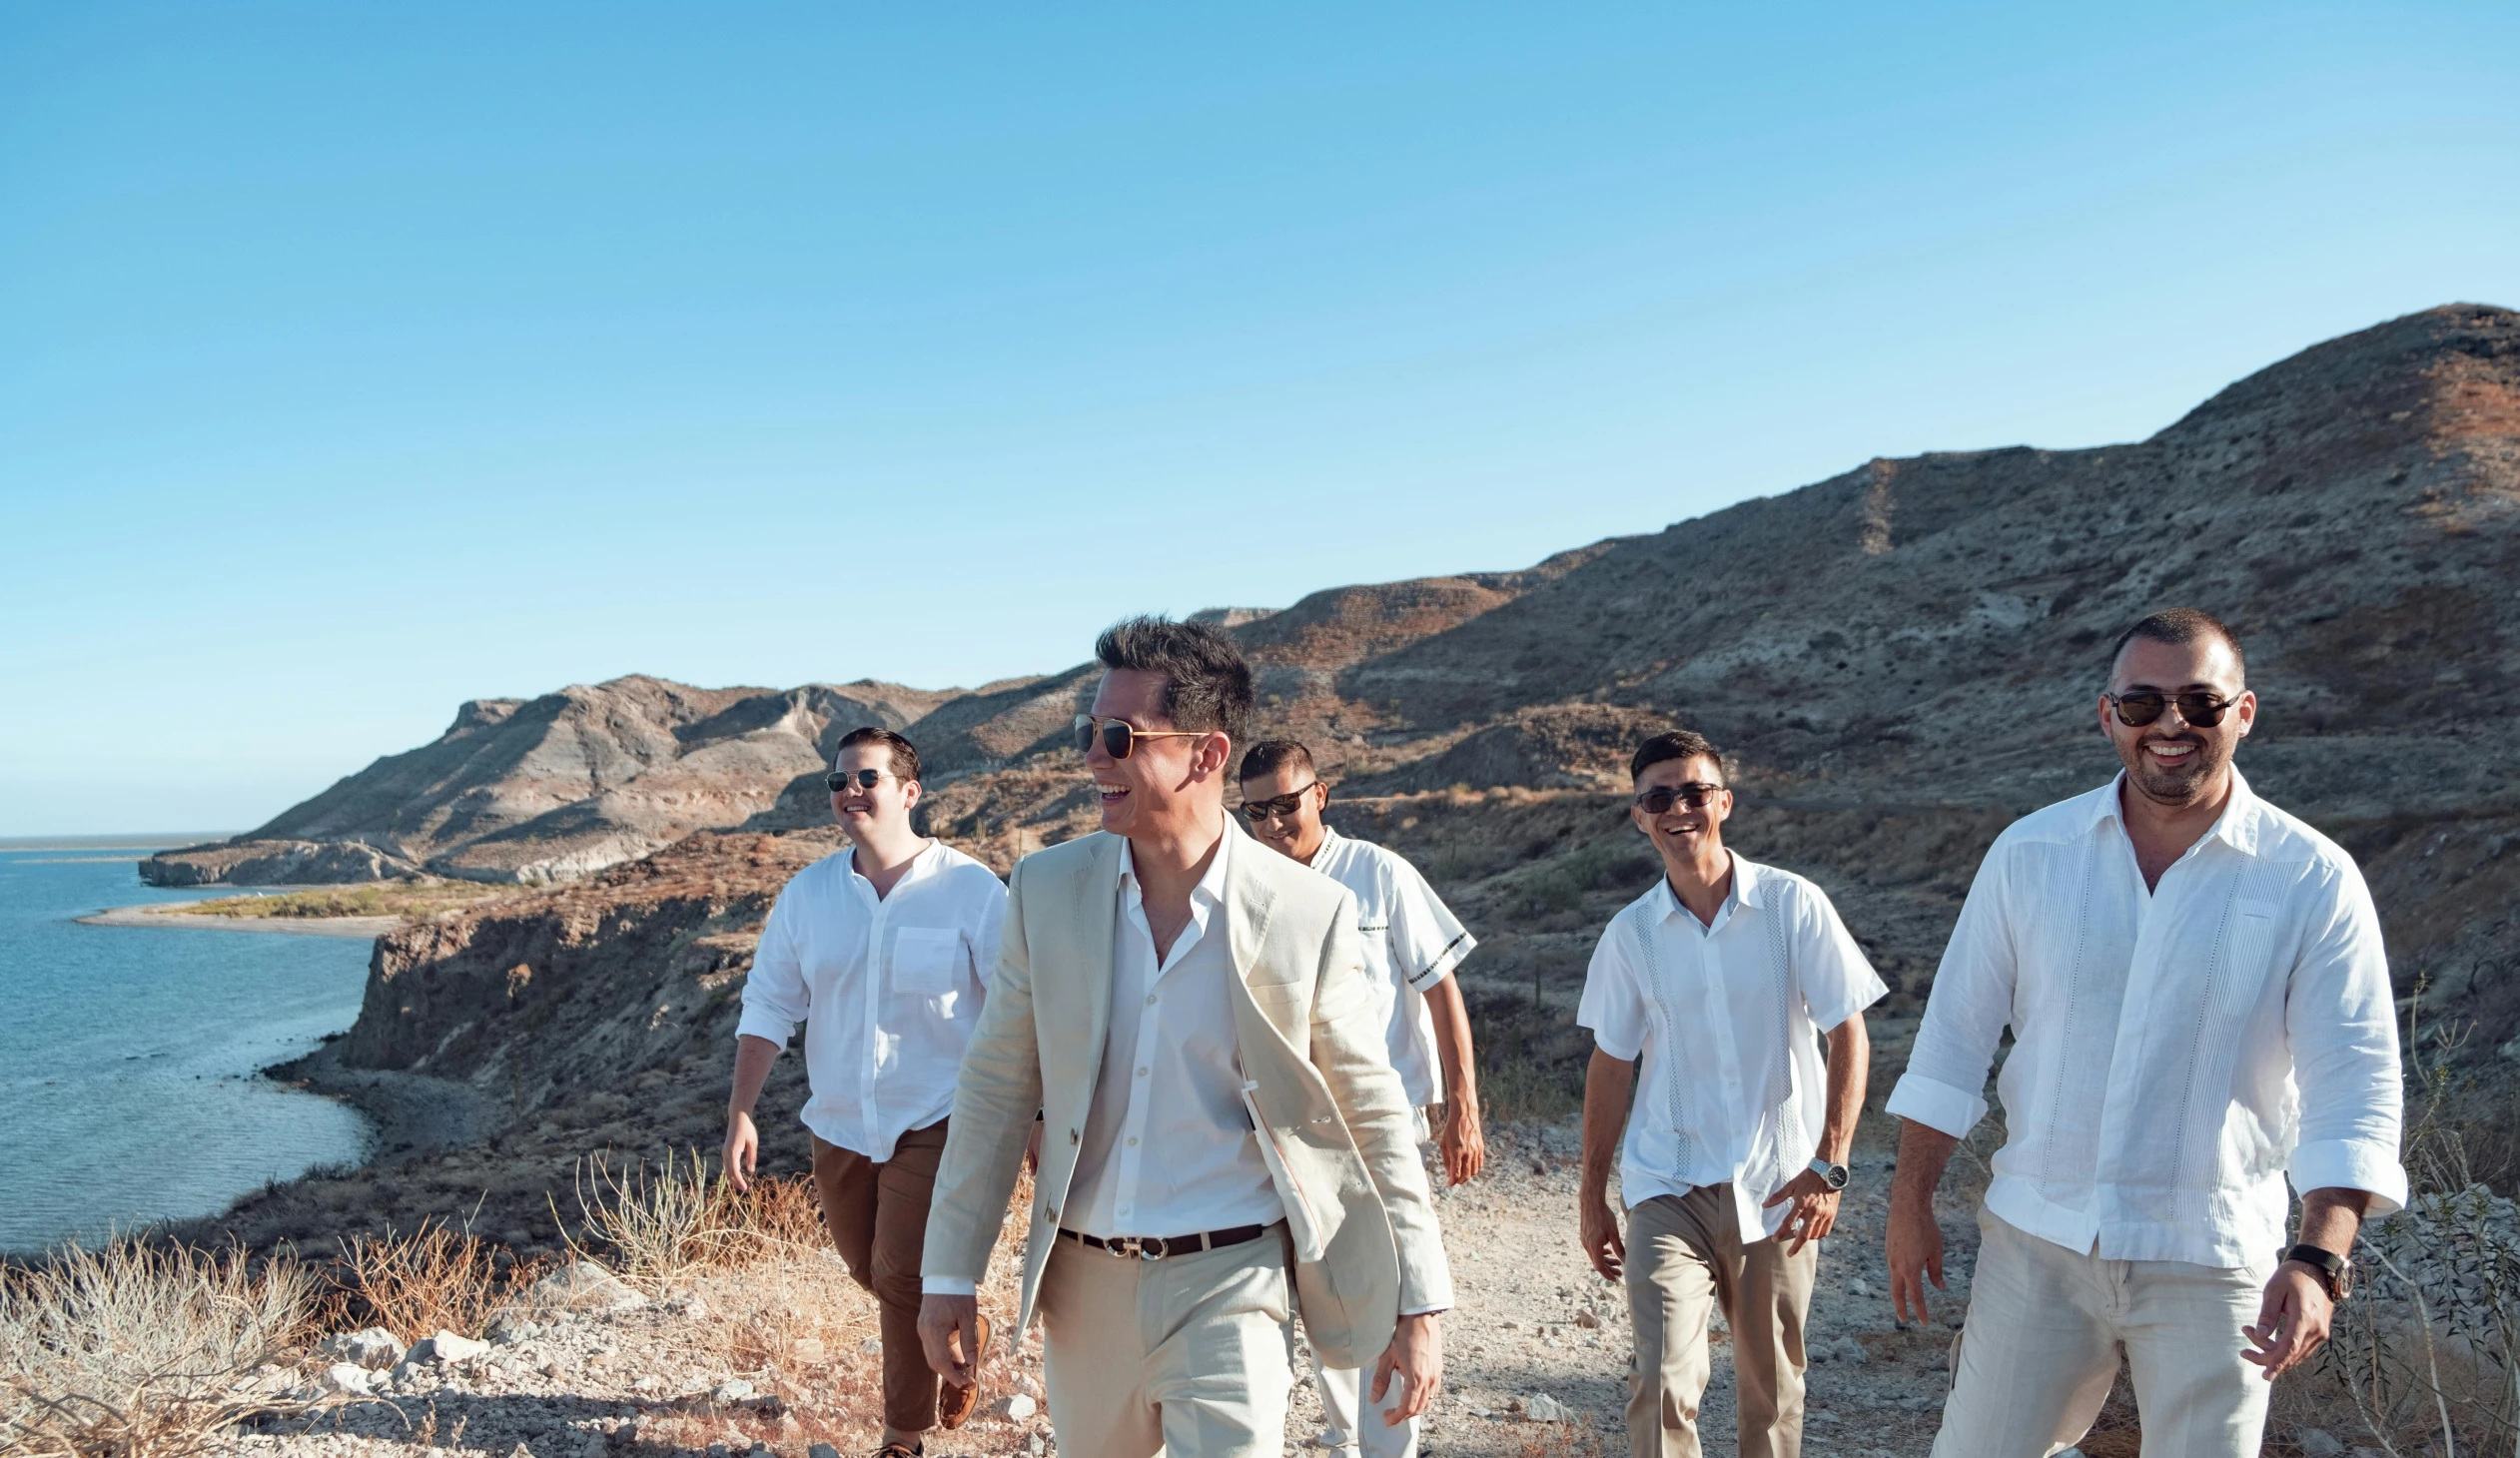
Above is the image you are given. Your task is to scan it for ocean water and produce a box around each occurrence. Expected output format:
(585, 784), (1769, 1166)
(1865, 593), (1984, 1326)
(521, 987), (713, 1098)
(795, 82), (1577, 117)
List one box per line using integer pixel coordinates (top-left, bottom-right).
(0, 844), (374, 1254)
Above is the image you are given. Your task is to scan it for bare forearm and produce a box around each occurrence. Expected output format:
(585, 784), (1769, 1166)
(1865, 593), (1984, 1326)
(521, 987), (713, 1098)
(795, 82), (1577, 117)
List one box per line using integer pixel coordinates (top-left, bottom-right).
(1424, 977), (1478, 1107)
(1581, 1049), (1634, 1200)
(1819, 1015), (1869, 1164)
(728, 1034), (781, 1114)
(1890, 1118), (1961, 1217)
(2298, 1187), (2374, 1253)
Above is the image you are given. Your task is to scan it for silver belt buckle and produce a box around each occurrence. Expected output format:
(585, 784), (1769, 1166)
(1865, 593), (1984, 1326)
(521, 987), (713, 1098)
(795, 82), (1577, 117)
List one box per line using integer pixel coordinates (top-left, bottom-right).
(1106, 1235), (1149, 1259)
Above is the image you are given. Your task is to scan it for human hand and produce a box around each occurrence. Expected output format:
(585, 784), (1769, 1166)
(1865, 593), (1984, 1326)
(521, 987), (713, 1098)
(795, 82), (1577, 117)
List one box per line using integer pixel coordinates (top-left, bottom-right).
(1025, 1118), (1044, 1176)
(1761, 1169), (1842, 1255)
(1885, 1189), (1945, 1325)
(1440, 1101), (1484, 1185)
(1369, 1312), (1443, 1422)
(2242, 1263), (2335, 1380)
(918, 1293), (985, 1386)
(1579, 1192), (1625, 1282)
(722, 1109), (759, 1193)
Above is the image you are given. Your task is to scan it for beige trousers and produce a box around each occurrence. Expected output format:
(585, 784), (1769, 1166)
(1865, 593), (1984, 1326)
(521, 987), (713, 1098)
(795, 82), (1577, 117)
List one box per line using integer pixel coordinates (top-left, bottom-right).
(1037, 1226), (1296, 1458)
(1931, 1210), (2271, 1458)
(1625, 1186), (1818, 1458)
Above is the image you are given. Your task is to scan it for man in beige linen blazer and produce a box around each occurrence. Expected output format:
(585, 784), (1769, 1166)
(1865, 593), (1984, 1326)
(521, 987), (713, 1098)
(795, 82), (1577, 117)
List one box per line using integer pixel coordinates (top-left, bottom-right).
(918, 616), (1451, 1458)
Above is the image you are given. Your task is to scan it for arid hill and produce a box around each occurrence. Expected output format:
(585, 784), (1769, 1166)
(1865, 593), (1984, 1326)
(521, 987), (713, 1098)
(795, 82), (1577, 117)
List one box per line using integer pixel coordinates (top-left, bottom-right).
(207, 304), (2520, 1255)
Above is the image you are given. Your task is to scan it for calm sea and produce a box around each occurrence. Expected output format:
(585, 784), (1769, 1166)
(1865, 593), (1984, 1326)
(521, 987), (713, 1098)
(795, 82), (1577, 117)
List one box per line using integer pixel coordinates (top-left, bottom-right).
(0, 842), (373, 1254)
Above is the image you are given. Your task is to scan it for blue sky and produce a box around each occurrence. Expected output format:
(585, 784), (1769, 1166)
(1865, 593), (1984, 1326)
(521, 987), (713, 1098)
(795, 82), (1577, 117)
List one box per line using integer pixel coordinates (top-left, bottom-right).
(4, 3), (2516, 836)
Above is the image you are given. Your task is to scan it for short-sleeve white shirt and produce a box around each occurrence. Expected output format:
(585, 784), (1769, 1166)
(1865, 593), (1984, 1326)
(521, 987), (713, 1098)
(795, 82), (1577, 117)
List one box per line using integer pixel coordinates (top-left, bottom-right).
(736, 841), (1008, 1162)
(1304, 825), (1477, 1108)
(1578, 854), (1886, 1242)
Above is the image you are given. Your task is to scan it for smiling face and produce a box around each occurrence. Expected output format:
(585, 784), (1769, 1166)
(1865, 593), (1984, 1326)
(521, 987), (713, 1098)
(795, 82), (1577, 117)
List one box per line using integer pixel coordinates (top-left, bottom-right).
(829, 741), (919, 843)
(1086, 668), (1229, 840)
(1240, 761), (1327, 862)
(2100, 632), (2255, 809)
(1630, 753), (1734, 867)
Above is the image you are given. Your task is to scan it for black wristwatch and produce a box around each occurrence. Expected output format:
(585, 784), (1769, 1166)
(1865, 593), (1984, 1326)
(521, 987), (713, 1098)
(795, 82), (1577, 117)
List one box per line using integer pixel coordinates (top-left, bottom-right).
(2280, 1243), (2354, 1302)
(1807, 1156), (1850, 1191)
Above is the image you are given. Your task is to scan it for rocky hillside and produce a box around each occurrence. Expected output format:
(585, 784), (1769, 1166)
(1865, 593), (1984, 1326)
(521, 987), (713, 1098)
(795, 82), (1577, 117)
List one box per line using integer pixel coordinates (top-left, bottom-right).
(203, 303), (2520, 1253)
(144, 677), (956, 886)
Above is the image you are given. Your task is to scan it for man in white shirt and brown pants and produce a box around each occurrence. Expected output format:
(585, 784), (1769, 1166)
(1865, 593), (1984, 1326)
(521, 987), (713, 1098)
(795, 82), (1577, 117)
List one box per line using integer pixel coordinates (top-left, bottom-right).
(1886, 608), (2407, 1456)
(1240, 737), (1483, 1457)
(724, 727), (1009, 1458)
(1578, 729), (1885, 1458)
(916, 616), (1452, 1458)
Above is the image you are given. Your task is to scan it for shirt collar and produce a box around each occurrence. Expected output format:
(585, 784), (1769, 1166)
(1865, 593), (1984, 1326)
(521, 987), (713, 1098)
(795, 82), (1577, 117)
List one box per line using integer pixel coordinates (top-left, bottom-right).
(1120, 824), (1234, 911)
(843, 839), (936, 894)
(2090, 768), (2261, 858)
(1654, 851), (1756, 924)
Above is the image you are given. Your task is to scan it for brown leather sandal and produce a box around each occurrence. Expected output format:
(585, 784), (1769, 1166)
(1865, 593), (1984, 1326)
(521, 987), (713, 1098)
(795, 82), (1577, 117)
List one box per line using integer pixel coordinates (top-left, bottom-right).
(935, 1312), (993, 1430)
(870, 1444), (922, 1458)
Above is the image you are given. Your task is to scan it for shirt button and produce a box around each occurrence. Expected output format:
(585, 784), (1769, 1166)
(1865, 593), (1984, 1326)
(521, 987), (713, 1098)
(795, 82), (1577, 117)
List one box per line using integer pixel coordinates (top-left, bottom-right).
(1137, 1068), (1148, 1078)
(1127, 1136), (1139, 1146)
(1146, 994), (1158, 1005)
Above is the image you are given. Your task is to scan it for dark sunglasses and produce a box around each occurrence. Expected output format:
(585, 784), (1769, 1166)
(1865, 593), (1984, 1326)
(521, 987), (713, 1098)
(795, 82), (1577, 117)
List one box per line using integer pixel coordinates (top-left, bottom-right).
(826, 768), (893, 792)
(1633, 783), (1725, 816)
(1075, 714), (1209, 760)
(2107, 691), (2238, 729)
(1241, 783), (1320, 823)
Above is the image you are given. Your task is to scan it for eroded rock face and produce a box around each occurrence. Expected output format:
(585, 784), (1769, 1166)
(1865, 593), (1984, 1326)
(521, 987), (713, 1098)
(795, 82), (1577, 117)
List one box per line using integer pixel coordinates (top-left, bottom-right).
(139, 838), (421, 886)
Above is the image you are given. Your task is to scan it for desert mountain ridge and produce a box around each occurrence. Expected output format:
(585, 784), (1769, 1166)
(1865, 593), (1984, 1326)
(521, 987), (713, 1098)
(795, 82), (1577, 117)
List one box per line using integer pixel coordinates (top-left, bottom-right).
(177, 302), (2520, 1255)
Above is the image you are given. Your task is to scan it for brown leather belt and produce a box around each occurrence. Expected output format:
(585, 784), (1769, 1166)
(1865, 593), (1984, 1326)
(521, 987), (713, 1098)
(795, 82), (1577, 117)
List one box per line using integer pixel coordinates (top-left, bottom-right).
(1059, 1224), (1268, 1260)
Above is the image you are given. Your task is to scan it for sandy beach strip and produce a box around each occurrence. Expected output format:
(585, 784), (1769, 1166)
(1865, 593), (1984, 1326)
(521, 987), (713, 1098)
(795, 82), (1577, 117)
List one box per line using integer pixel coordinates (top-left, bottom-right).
(76, 903), (400, 939)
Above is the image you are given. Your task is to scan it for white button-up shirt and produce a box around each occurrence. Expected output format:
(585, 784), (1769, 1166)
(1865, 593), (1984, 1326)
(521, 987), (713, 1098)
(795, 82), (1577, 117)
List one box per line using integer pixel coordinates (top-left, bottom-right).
(1579, 855), (1886, 1242)
(1305, 825), (1476, 1109)
(736, 841), (1008, 1163)
(1066, 830), (1285, 1239)
(1887, 770), (2408, 1267)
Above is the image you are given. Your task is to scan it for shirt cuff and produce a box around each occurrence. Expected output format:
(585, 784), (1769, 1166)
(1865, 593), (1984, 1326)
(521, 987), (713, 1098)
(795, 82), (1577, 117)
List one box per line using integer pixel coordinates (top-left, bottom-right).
(1399, 1305), (1448, 1318)
(920, 1276), (978, 1296)
(2289, 1138), (2410, 1217)
(734, 1007), (798, 1047)
(1885, 1073), (1987, 1139)
(1404, 933), (1477, 994)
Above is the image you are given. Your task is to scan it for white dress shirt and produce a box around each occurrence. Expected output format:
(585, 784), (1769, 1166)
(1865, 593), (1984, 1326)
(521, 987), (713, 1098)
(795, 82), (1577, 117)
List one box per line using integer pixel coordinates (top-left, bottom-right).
(1305, 825), (1477, 1109)
(736, 841), (1008, 1163)
(1579, 854), (1886, 1243)
(1067, 829), (1286, 1238)
(1887, 770), (2408, 1267)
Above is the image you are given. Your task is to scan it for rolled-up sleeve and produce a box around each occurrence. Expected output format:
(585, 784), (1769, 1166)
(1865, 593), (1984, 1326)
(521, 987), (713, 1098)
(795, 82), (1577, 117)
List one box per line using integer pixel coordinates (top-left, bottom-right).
(1886, 844), (2017, 1139)
(2285, 864), (2408, 1213)
(736, 886), (809, 1046)
(1577, 919), (1647, 1063)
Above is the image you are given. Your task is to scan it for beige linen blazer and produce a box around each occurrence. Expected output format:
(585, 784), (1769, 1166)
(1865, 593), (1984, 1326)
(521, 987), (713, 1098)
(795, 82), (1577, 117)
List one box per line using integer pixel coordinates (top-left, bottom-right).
(921, 828), (1451, 1369)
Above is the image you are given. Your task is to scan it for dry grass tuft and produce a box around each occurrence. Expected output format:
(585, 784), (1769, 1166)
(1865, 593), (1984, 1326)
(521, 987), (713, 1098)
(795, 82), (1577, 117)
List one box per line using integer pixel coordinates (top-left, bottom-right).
(0, 1237), (325, 1458)
(564, 1152), (829, 1284)
(325, 1217), (512, 1340)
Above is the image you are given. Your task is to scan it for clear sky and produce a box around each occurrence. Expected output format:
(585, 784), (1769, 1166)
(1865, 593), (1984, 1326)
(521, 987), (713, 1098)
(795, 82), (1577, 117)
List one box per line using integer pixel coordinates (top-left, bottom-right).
(4, 3), (2516, 836)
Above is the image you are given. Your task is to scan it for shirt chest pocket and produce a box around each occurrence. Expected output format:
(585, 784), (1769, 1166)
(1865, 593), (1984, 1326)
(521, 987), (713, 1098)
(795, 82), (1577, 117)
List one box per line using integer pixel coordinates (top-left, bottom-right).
(891, 927), (965, 995)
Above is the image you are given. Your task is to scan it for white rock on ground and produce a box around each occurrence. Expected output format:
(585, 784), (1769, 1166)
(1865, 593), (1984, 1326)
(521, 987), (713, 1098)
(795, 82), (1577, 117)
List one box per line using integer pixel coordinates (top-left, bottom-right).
(318, 1362), (373, 1395)
(319, 1327), (407, 1369)
(530, 1260), (648, 1314)
(1524, 1393), (1569, 1422)
(422, 1329), (489, 1363)
(994, 1393), (1039, 1421)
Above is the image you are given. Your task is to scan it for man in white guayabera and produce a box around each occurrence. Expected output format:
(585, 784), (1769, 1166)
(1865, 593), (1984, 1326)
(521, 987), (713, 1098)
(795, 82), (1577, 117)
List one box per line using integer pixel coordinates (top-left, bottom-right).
(1239, 737), (1483, 1458)
(1885, 608), (2408, 1456)
(1577, 729), (1885, 1458)
(916, 616), (1452, 1458)
(723, 727), (1009, 1458)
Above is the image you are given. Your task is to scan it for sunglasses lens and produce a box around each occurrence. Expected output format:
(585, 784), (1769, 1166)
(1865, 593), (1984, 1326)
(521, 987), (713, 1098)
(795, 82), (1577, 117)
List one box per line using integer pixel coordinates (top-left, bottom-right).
(1638, 789), (1675, 815)
(2113, 694), (2165, 727)
(2177, 693), (2227, 727)
(1103, 722), (1134, 759)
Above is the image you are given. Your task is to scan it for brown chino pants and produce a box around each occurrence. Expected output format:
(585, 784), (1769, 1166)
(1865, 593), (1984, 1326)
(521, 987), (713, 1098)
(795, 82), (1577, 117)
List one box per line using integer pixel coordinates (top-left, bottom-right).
(812, 1119), (950, 1434)
(1624, 1184), (1819, 1458)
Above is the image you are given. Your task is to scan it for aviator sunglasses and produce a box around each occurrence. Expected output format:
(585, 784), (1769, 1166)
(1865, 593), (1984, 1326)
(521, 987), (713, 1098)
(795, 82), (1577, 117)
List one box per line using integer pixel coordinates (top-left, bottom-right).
(2106, 690), (2239, 729)
(825, 768), (894, 792)
(1075, 714), (1210, 760)
(1242, 783), (1320, 823)
(1633, 782), (1725, 816)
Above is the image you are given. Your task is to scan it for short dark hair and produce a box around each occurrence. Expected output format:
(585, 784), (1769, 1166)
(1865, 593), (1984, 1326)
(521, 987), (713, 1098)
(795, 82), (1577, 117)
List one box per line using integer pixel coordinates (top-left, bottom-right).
(835, 725), (922, 785)
(1239, 739), (1315, 783)
(1094, 615), (1255, 742)
(1630, 729), (1725, 784)
(2109, 608), (2246, 683)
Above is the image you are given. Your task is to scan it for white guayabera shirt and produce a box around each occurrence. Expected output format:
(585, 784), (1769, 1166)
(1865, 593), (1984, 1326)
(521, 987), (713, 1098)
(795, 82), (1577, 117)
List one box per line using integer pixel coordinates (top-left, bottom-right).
(736, 841), (1008, 1163)
(1579, 854), (1887, 1243)
(1304, 824), (1477, 1109)
(1887, 770), (2409, 1268)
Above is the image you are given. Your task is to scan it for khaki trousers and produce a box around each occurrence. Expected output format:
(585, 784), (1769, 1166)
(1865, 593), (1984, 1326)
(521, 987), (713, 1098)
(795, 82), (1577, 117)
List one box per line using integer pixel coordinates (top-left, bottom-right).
(812, 1121), (950, 1435)
(1624, 1186), (1818, 1458)
(1931, 1210), (2271, 1458)
(1037, 1225), (1296, 1458)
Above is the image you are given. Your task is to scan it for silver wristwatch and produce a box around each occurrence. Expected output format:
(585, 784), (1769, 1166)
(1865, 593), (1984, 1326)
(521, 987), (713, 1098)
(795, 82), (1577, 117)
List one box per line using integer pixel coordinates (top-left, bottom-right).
(1808, 1156), (1850, 1191)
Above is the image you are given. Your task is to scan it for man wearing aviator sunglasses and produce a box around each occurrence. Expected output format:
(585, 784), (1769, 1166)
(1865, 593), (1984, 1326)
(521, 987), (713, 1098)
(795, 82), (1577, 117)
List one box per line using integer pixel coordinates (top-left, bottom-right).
(1239, 737), (1481, 1458)
(920, 616), (1450, 1458)
(1577, 730), (1885, 1458)
(1888, 609), (2406, 1457)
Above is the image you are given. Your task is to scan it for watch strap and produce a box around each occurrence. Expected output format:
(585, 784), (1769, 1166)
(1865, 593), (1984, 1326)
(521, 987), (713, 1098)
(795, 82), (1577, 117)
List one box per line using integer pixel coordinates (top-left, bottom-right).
(2280, 1243), (2348, 1298)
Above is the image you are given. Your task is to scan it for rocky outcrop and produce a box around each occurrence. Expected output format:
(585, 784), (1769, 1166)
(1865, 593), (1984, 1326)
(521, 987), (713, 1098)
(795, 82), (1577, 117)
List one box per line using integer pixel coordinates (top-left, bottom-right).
(138, 838), (422, 886)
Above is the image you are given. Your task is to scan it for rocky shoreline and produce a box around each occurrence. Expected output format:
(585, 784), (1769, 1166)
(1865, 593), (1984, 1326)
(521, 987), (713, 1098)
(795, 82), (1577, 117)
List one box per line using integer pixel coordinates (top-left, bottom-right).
(77, 902), (401, 939)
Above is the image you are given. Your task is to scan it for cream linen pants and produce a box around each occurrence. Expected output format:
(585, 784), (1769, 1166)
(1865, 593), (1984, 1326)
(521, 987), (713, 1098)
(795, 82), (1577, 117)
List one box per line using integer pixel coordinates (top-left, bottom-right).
(1038, 1226), (1296, 1458)
(1306, 1107), (1431, 1458)
(1931, 1209), (2272, 1458)
(1625, 1185), (1818, 1458)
